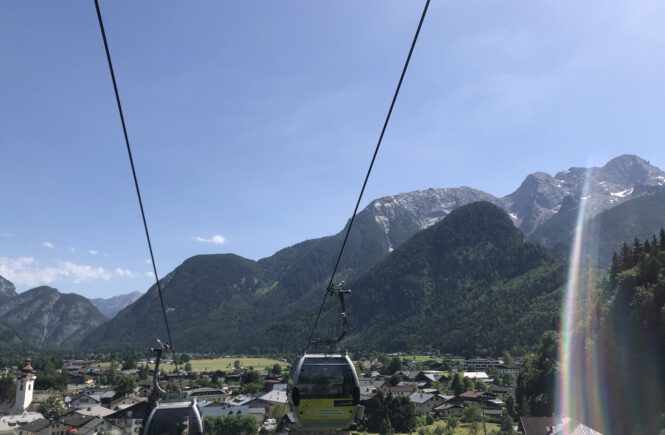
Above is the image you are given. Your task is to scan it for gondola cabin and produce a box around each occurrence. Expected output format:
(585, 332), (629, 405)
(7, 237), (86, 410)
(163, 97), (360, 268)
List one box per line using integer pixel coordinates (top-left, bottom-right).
(288, 354), (361, 430)
(143, 399), (203, 435)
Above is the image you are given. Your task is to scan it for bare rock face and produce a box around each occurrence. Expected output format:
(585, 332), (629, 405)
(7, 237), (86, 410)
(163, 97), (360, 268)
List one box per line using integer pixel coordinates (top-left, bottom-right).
(0, 275), (17, 302)
(503, 155), (665, 235)
(363, 187), (506, 251)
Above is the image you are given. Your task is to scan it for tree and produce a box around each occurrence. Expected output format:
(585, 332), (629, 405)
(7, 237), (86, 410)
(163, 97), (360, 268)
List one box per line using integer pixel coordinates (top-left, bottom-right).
(114, 376), (137, 398)
(388, 373), (402, 386)
(505, 395), (518, 420)
(463, 404), (482, 423)
(451, 373), (465, 396)
(501, 373), (515, 387)
(364, 392), (416, 433)
(0, 376), (15, 402)
(204, 414), (258, 434)
(241, 369), (261, 385)
(388, 356), (403, 374)
(234, 360), (241, 370)
(500, 409), (516, 434)
(447, 416), (459, 431)
(122, 356), (137, 371)
(184, 362), (193, 372)
(516, 331), (558, 417)
(271, 363), (281, 375)
(463, 376), (474, 392)
(379, 416), (395, 435)
(38, 395), (65, 420)
(474, 379), (487, 392)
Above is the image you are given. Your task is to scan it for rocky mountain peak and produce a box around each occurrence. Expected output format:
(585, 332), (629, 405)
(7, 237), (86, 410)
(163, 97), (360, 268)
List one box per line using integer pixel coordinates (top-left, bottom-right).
(504, 155), (665, 235)
(0, 275), (17, 299)
(364, 186), (504, 251)
(599, 154), (665, 186)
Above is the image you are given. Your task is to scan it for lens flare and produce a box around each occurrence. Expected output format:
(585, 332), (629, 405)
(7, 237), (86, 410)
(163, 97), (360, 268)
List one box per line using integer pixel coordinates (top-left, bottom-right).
(556, 168), (609, 434)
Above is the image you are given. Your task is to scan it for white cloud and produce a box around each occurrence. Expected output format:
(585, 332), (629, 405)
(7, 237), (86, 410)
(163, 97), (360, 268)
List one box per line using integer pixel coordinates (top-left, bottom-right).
(194, 234), (227, 245)
(114, 267), (135, 278)
(89, 249), (99, 255)
(61, 261), (112, 283)
(0, 256), (135, 287)
(145, 271), (156, 279)
(68, 247), (76, 253)
(0, 233), (13, 238)
(43, 241), (54, 249)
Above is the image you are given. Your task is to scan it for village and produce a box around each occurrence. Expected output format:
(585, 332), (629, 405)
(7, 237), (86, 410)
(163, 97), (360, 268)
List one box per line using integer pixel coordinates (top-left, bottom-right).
(0, 353), (548, 435)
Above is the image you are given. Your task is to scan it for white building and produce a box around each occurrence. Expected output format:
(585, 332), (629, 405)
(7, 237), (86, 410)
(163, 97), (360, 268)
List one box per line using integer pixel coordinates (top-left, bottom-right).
(14, 358), (36, 413)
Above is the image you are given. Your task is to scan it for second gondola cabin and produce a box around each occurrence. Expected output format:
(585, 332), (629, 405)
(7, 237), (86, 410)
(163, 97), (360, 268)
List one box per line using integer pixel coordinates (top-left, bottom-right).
(288, 353), (362, 430)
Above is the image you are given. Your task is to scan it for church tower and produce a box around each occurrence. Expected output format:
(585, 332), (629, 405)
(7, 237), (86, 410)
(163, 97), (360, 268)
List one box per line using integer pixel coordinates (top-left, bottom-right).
(14, 357), (35, 413)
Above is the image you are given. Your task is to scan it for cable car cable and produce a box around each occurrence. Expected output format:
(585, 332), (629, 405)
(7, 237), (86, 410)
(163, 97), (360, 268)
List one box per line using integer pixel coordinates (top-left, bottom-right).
(93, 0), (183, 388)
(306, 0), (431, 348)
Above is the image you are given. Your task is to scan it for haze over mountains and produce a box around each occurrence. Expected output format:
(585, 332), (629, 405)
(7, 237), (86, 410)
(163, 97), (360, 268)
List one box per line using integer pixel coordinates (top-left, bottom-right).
(1, 154), (664, 354)
(90, 291), (142, 318)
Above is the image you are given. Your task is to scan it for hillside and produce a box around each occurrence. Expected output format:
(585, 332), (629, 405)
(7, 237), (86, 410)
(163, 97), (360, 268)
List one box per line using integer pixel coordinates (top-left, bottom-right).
(343, 202), (565, 355)
(82, 254), (274, 351)
(74, 155), (665, 354)
(529, 186), (665, 264)
(82, 202), (565, 355)
(0, 286), (107, 348)
(0, 322), (26, 355)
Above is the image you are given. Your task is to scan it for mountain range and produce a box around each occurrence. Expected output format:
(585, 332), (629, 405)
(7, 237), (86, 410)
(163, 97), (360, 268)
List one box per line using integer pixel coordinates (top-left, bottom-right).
(90, 291), (142, 318)
(1, 154), (664, 355)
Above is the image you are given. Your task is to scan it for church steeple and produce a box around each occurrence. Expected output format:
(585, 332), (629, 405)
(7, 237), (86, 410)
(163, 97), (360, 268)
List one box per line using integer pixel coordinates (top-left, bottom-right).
(14, 356), (36, 413)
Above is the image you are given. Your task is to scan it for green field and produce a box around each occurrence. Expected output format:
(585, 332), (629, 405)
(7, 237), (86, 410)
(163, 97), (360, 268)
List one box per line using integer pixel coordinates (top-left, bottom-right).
(158, 357), (289, 372)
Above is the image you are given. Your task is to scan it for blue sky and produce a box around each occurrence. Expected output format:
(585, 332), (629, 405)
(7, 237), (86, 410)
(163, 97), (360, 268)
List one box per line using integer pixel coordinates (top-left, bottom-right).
(2, 0), (665, 298)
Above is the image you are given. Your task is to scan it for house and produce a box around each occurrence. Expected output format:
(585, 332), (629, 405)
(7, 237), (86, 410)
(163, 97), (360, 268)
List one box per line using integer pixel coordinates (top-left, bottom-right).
(68, 394), (101, 408)
(87, 419), (125, 435)
(453, 391), (488, 405)
(463, 358), (501, 371)
(99, 390), (117, 406)
(434, 403), (465, 419)
(72, 405), (115, 418)
(256, 389), (288, 417)
(109, 394), (145, 410)
(16, 418), (49, 435)
(378, 384), (415, 397)
(407, 393), (446, 415)
(416, 371), (445, 385)
(24, 392), (56, 414)
(228, 395), (255, 407)
(520, 416), (604, 435)
(0, 413), (45, 429)
(186, 388), (227, 403)
(61, 414), (100, 432)
(104, 401), (151, 434)
(395, 371), (420, 381)
(489, 385), (514, 401)
(358, 379), (385, 396)
(496, 364), (521, 376)
(462, 372), (489, 381)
